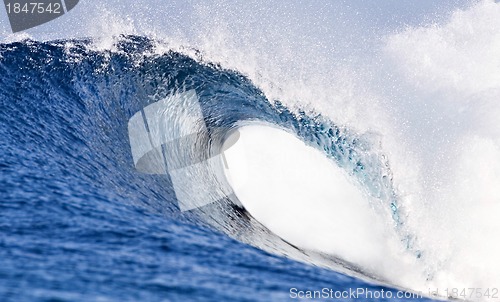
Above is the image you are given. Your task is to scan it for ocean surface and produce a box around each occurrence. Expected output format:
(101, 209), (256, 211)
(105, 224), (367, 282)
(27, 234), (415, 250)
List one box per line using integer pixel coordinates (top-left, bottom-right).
(0, 37), (432, 301)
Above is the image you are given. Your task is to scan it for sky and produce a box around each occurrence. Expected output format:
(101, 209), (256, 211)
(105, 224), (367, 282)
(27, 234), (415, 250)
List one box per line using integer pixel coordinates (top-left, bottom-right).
(0, 0), (474, 42)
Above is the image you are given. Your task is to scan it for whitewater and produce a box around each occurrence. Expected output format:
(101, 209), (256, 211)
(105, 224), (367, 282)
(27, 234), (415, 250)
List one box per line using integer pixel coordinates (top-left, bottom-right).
(1, 0), (499, 301)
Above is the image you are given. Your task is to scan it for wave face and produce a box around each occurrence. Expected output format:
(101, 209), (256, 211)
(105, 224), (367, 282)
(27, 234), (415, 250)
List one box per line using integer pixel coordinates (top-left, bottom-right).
(0, 37), (420, 301)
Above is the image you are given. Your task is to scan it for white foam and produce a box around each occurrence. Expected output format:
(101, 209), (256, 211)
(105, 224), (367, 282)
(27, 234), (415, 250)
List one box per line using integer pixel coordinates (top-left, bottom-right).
(222, 124), (420, 283)
(379, 0), (500, 293)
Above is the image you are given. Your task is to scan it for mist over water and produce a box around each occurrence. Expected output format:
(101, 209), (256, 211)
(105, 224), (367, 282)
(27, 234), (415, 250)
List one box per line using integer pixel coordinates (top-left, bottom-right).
(2, 0), (499, 298)
(380, 1), (500, 291)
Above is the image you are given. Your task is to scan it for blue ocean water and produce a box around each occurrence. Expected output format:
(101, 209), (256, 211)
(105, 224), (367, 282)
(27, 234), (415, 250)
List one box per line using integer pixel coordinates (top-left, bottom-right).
(0, 36), (437, 301)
